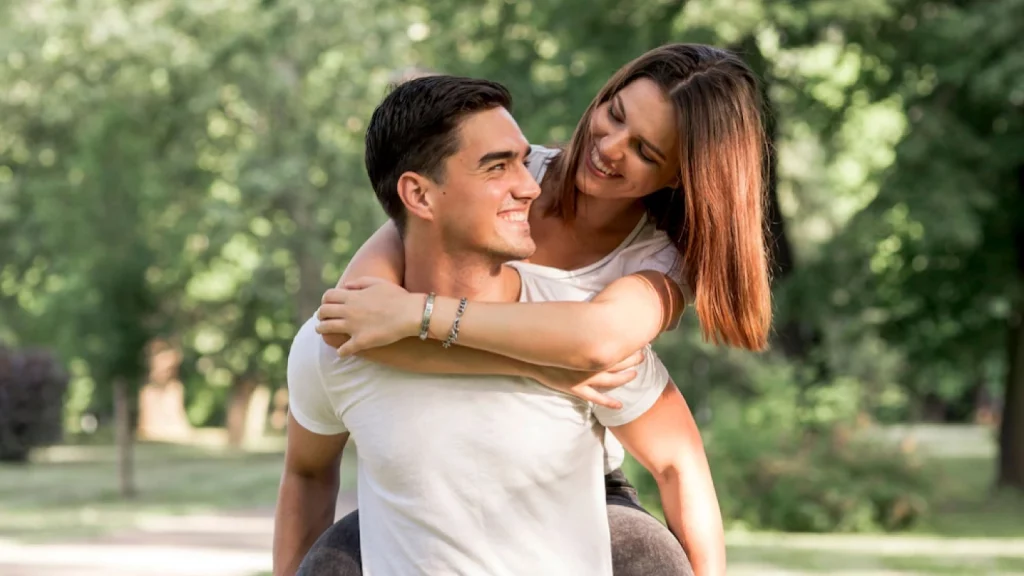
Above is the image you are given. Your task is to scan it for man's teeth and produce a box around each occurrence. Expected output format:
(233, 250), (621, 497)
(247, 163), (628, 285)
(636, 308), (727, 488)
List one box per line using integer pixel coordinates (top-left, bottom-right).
(501, 211), (528, 222)
(591, 148), (617, 177)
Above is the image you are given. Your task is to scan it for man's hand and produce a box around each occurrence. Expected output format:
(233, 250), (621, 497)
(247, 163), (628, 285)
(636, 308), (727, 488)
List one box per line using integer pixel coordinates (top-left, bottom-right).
(531, 351), (644, 409)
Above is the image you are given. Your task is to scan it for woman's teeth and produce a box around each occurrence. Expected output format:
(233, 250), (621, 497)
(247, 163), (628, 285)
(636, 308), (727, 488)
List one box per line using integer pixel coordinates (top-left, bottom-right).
(591, 148), (617, 177)
(500, 211), (528, 222)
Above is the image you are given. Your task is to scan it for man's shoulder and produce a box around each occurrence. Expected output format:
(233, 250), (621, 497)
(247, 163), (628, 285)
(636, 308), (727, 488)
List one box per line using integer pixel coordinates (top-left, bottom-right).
(288, 316), (329, 378)
(505, 262), (591, 304)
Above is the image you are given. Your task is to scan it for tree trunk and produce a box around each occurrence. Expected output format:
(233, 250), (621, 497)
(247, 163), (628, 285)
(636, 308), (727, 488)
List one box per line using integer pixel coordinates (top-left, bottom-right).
(114, 378), (136, 499)
(997, 165), (1024, 490)
(1000, 314), (1024, 490)
(226, 375), (257, 448)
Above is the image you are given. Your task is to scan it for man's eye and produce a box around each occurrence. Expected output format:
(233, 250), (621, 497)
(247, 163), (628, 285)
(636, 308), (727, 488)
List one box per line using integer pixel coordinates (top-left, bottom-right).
(490, 163), (507, 172)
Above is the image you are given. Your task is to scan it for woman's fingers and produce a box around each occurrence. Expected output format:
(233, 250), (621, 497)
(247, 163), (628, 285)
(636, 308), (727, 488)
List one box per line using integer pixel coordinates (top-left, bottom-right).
(337, 338), (363, 357)
(589, 369), (637, 390)
(321, 288), (349, 305)
(575, 386), (623, 410)
(343, 276), (388, 290)
(317, 303), (348, 322)
(608, 350), (644, 373)
(315, 319), (349, 335)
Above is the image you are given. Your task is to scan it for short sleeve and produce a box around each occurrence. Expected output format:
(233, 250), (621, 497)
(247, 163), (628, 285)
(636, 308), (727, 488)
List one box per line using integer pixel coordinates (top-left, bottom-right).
(592, 346), (670, 428)
(526, 145), (561, 184)
(287, 317), (348, 435)
(635, 240), (691, 301)
(623, 237), (692, 331)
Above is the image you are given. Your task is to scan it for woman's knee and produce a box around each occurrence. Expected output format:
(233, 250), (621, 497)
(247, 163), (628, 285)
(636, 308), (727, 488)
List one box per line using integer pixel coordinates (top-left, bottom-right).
(607, 504), (693, 576)
(295, 510), (362, 576)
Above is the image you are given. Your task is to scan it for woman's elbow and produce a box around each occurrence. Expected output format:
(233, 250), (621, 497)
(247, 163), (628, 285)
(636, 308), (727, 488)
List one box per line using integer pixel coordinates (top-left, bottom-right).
(574, 339), (629, 372)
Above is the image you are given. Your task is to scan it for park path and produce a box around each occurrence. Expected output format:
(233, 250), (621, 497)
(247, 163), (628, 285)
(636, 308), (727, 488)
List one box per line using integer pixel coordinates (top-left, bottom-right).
(4, 496), (1024, 576)
(0, 492), (357, 576)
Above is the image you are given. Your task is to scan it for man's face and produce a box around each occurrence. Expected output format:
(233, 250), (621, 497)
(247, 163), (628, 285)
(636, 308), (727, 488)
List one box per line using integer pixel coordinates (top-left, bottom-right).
(432, 108), (540, 261)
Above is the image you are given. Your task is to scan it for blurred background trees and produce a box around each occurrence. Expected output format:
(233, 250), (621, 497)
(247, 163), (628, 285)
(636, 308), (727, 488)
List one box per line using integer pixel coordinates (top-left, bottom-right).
(1, 0), (1021, 531)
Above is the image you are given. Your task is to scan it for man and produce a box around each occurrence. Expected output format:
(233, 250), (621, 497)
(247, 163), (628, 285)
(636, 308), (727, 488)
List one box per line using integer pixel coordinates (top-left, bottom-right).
(275, 75), (707, 575)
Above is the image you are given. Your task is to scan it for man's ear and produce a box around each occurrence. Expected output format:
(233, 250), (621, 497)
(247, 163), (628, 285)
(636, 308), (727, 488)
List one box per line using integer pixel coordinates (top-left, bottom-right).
(396, 172), (436, 223)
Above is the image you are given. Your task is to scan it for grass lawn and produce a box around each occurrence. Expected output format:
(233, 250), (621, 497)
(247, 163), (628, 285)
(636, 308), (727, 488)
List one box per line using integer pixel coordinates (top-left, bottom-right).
(720, 425), (1024, 575)
(0, 432), (359, 543)
(1, 425), (1022, 575)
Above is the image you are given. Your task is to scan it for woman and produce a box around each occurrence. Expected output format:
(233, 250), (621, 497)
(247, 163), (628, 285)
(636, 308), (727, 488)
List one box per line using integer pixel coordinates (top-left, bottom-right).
(310, 43), (770, 576)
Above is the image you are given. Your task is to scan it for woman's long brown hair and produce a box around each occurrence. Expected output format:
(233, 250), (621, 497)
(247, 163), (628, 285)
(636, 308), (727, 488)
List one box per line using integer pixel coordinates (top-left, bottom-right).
(548, 44), (772, 351)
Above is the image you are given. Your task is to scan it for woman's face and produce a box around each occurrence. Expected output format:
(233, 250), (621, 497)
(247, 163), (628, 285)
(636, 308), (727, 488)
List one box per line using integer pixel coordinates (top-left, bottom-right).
(574, 78), (681, 201)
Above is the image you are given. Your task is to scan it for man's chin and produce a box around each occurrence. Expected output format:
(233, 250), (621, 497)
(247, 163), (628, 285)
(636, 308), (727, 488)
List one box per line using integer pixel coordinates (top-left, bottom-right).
(491, 242), (535, 263)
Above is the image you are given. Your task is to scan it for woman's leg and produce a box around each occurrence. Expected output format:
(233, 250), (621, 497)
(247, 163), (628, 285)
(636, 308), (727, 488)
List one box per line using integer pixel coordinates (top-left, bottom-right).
(605, 469), (694, 576)
(295, 509), (362, 576)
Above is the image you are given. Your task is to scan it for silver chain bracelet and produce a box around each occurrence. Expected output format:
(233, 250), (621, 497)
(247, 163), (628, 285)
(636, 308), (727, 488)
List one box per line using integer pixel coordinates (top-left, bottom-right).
(442, 297), (468, 349)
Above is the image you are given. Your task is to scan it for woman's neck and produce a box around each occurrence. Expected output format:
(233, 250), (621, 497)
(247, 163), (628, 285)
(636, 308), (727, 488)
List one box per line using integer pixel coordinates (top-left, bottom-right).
(574, 193), (646, 236)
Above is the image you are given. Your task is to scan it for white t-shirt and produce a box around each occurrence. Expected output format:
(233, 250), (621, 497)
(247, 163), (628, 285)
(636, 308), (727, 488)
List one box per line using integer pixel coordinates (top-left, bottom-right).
(287, 268), (670, 576)
(525, 145), (690, 472)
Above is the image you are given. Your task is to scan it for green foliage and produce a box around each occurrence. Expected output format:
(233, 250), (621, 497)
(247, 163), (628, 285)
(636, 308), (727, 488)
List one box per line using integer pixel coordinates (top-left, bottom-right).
(709, 363), (931, 533)
(0, 0), (1022, 501)
(0, 348), (68, 462)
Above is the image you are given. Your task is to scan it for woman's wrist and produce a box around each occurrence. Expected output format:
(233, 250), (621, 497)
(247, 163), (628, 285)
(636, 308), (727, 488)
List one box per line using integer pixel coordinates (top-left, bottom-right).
(426, 296), (461, 342)
(407, 292), (432, 339)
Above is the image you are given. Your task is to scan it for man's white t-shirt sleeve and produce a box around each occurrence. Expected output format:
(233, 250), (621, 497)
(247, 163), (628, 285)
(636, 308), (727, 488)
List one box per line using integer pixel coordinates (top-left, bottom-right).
(591, 346), (670, 428)
(287, 318), (348, 436)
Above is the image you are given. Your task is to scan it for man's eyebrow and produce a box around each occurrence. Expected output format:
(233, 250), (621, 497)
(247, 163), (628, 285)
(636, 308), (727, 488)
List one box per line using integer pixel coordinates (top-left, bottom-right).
(615, 94), (667, 162)
(477, 146), (532, 168)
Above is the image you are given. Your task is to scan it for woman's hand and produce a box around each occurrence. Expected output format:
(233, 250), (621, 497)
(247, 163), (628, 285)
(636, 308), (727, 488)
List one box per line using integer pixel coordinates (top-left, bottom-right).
(316, 277), (424, 356)
(530, 351), (645, 410)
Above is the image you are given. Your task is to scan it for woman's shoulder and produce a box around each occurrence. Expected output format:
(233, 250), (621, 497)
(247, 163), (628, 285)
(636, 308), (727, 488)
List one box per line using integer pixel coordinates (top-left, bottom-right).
(619, 219), (689, 295)
(629, 217), (678, 254)
(529, 144), (562, 161)
(526, 144), (562, 181)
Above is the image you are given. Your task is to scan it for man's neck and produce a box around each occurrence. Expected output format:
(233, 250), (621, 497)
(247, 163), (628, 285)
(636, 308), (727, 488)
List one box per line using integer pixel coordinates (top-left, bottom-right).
(403, 236), (519, 303)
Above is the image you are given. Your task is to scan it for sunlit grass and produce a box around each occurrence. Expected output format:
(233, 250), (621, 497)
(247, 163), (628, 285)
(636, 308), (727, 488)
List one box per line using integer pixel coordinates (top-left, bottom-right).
(625, 423), (1024, 574)
(2, 425), (1022, 575)
(0, 431), (364, 543)
(0, 441), (286, 541)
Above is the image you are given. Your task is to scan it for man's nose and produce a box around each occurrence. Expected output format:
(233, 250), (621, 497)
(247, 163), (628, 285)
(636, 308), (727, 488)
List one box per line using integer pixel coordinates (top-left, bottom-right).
(513, 163), (542, 200)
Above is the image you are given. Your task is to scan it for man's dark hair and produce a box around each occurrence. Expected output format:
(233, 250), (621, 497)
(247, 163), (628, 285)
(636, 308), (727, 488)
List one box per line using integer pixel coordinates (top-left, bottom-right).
(364, 75), (513, 231)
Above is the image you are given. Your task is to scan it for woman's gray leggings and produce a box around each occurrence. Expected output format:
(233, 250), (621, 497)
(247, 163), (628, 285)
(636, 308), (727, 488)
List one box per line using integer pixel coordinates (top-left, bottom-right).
(296, 469), (693, 576)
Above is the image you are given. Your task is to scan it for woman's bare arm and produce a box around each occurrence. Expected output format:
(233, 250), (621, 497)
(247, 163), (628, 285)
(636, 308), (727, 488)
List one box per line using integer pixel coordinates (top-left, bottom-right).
(315, 221), (634, 407)
(424, 270), (686, 371)
(321, 221), (405, 350)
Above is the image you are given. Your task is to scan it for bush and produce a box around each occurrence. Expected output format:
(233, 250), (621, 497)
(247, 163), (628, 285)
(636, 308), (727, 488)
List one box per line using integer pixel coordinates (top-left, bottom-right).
(707, 421), (930, 533)
(711, 366), (932, 533)
(0, 347), (68, 462)
(626, 360), (931, 533)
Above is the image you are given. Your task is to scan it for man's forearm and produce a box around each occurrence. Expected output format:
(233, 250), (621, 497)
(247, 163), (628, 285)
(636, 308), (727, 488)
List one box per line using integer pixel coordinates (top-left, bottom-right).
(656, 468), (726, 576)
(273, 472), (339, 576)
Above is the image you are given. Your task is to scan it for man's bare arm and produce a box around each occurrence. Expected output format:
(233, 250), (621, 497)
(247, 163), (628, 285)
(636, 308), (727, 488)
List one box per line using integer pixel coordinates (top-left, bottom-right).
(609, 382), (726, 576)
(272, 414), (349, 576)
